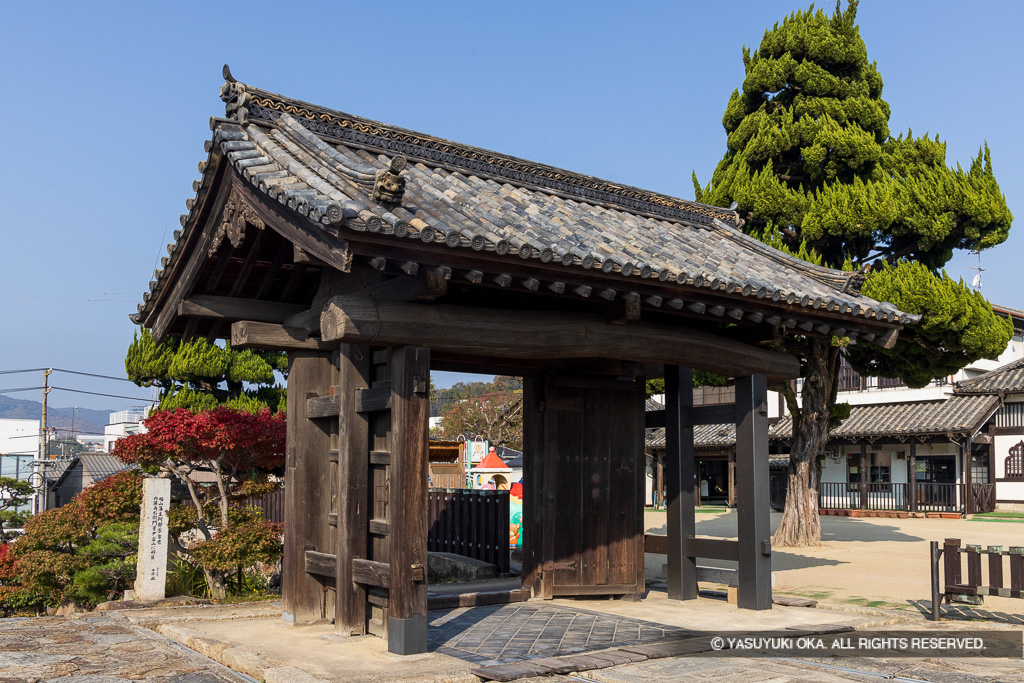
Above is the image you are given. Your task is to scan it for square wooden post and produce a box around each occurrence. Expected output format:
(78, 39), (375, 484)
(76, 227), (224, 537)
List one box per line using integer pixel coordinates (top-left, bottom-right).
(859, 444), (868, 510)
(336, 344), (370, 636)
(735, 374), (772, 610)
(665, 365), (697, 601)
(283, 350), (337, 624)
(908, 443), (917, 514)
(387, 346), (430, 655)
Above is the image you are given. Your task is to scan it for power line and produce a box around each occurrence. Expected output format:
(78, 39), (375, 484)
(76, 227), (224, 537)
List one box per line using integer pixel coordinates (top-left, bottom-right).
(0, 386), (45, 393)
(0, 368), (134, 382)
(50, 386), (157, 403)
(51, 368), (134, 383)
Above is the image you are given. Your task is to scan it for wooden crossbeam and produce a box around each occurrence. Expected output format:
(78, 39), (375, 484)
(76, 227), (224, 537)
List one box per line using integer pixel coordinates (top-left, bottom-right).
(320, 297), (802, 380)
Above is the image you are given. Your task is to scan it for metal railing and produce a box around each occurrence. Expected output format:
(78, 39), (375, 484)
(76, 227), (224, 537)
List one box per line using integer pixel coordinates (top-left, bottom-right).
(819, 481), (964, 513)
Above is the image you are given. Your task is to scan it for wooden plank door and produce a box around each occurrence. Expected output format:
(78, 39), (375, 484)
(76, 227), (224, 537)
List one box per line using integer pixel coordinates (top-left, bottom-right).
(531, 373), (645, 599)
(335, 344), (429, 655)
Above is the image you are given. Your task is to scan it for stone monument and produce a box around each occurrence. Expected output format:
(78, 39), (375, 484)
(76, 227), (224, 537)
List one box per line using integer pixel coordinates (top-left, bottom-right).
(133, 477), (171, 601)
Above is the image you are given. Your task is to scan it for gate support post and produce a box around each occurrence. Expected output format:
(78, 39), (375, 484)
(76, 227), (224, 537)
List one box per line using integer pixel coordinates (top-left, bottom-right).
(336, 344), (370, 636)
(735, 374), (772, 610)
(388, 346), (430, 655)
(665, 365), (697, 601)
(283, 350), (337, 624)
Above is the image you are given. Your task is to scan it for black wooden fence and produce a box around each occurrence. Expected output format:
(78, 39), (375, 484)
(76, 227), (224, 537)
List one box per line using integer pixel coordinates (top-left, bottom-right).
(427, 488), (510, 573)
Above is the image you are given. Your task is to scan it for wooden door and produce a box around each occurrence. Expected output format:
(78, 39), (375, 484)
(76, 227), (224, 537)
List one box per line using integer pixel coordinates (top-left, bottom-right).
(336, 344), (430, 654)
(526, 373), (645, 599)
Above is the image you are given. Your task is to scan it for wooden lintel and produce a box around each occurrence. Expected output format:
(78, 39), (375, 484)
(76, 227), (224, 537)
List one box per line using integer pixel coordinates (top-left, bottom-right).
(231, 320), (335, 351)
(321, 297), (802, 380)
(178, 295), (306, 324)
(307, 393), (341, 419)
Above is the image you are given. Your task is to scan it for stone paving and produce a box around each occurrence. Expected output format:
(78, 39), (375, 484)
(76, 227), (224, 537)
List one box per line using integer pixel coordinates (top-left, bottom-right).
(428, 602), (693, 665)
(0, 614), (243, 682)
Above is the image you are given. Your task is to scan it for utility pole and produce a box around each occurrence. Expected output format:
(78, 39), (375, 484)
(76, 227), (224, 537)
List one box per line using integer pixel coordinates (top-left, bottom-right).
(39, 369), (52, 460)
(33, 369), (52, 515)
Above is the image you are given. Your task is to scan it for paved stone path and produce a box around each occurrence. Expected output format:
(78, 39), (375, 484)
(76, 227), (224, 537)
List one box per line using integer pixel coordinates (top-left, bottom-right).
(0, 614), (243, 682)
(428, 602), (692, 665)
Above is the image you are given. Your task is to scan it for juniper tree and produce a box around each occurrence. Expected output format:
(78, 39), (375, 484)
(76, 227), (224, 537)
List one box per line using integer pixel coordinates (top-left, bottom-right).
(694, 1), (1013, 545)
(126, 329), (287, 413)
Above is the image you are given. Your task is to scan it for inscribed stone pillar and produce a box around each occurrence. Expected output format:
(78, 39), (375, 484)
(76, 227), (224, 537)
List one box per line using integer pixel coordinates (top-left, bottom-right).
(134, 477), (171, 601)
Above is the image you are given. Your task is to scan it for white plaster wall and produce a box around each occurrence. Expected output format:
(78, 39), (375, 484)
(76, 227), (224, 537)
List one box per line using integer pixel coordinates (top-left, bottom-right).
(994, 432), (1024, 504)
(0, 418), (40, 457)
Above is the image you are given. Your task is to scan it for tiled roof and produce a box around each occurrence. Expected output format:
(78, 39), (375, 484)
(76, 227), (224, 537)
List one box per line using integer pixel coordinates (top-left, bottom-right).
(645, 397), (664, 412)
(47, 454), (132, 488)
(955, 358), (1024, 395)
(772, 394), (1001, 441)
(647, 394), (1000, 449)
(134, 69), (916, 341)
(646, 423), (737, 450)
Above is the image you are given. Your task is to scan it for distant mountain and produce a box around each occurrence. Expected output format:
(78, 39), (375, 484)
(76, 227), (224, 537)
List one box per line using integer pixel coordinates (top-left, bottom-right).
(0, 395), (114, 436)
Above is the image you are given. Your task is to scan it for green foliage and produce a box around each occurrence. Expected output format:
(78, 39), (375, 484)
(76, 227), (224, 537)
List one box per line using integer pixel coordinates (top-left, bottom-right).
(695, 0), (1011, 269)
(1, 471), (144, 612)
(188, 508), (283, 573)
(126, 329), (286, 414)
(126, 328), (176, 390)
(645, 371), (731, 399)
(165, 556), (209, 599)
(847, 261), (1013, 387)
(63, 522), (138, 606)
(0, 477), (33, 541)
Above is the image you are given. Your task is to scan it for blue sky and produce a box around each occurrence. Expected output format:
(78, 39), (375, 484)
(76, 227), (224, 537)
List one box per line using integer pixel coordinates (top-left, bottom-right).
(1, 1), (1021, 410)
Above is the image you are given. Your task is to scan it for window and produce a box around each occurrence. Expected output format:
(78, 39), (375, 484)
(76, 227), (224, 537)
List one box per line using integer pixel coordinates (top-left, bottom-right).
(1005, 442), (1024, 481)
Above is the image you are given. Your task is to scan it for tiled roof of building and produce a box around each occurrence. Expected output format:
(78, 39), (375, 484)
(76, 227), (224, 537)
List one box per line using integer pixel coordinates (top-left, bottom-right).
(645, 423), (737, 449)
(772, 394), (1000, 441)
(47, 454), (132, 488)
(134, 68), (916, 343)
(645, 397), (664, 412)
(955, 358), (1024, 395)
(647, 394), (1000, 449)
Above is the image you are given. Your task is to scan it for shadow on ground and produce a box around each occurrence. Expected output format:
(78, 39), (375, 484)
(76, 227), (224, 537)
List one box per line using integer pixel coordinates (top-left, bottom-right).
(907, 600), (1024, 626)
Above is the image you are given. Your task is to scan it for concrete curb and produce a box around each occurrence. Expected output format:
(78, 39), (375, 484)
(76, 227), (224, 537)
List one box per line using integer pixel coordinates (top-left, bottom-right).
(156, 623), (330, 682)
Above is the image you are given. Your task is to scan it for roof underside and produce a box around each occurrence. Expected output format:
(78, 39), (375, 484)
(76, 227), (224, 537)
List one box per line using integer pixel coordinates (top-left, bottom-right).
(134, 69), (914, 351)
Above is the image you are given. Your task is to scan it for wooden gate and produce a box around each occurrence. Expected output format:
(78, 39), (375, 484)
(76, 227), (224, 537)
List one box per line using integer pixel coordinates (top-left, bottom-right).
(523, 373), (645, 599)
(283, 344), (430, 655)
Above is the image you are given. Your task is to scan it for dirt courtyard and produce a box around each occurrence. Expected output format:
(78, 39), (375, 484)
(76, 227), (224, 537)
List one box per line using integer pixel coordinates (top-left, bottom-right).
(644, 509), (1024, 622)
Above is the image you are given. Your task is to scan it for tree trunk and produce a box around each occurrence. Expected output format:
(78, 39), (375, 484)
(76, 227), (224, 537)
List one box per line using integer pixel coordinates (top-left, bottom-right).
(203, 567), (227, 601)
(772, 338), (840, 547)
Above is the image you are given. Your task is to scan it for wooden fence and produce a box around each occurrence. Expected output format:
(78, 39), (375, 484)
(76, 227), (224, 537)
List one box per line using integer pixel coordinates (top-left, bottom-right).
(245, 486), (285, 524)
(427, 488), (510, 573)
(930, 538), (1024, 620)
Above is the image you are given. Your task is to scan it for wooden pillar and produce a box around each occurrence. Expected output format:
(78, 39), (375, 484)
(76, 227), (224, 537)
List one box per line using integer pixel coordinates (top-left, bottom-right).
(387, 346), (430, 655)
(655, 452), (664, 508)
(283, 350), (337, 624)
(964, 436), (974, 515)
(859, 443), (868, 510)
(336, 344), (370, 635)
(908, 442), (917, 514)
(665, 365), (697, 601)
(520, 374), (544, 597)
(735, 374), (772, 610)
(727, 449), (737, 508)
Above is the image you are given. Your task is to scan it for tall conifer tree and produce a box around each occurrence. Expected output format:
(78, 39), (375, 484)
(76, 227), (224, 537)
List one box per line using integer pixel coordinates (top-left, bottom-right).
(695, 1), (1013, 545)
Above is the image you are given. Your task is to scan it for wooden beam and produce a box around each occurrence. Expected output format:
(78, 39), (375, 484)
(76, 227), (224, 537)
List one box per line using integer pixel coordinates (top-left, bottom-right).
(232, 320), (335, 351)
(178, 295), (307, 323)
(320, 297), (802, 380)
